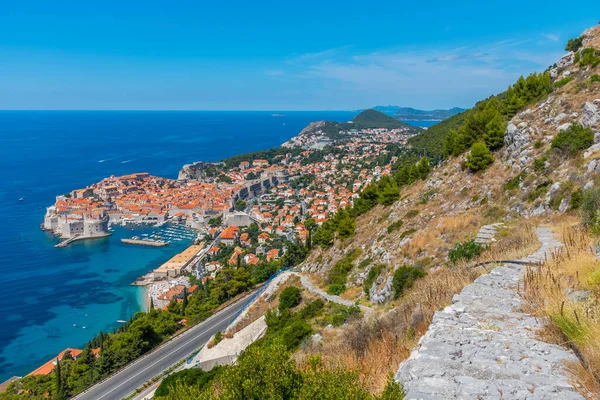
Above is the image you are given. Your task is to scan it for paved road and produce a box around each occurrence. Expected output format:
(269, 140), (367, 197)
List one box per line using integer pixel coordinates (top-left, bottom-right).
(74, 295), (253, 400)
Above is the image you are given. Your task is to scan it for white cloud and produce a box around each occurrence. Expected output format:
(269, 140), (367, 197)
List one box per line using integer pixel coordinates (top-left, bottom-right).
(264, 36), (563, 109)
(542, 33), (560, 42)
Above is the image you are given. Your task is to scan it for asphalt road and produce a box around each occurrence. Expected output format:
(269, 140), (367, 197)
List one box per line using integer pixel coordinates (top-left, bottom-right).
(73, 295), (253, 400)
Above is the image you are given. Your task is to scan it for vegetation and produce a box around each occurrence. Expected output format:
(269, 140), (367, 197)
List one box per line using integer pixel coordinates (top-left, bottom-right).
(363, 264), (384, 295)
(279, 287), (302, 311)
(327, 284), (346, 296)
(581, 187), (600, 234)
(448, 240), (484, 263)
(387, 220), (403, 234)
(392, 266), (427, 299)
(346, 109), (414, 130)
(565, 36), (584, 52)
(551, 123), (594, 156)
(579, 48), (600, 67)
(554, 76), (573, 88)
(327, 249), (361, 287)
(521, 226), (600, 397)
(444, 73), (552, 157)
(464, 141), (495, 172)
(155, 367), (221, 398)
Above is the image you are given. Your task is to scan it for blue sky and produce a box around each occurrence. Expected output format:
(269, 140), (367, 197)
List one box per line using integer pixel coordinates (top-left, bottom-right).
(0, 1), (598, 110)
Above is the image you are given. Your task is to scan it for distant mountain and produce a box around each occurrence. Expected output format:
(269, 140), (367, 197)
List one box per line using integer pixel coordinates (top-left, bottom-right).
(371, 105), (466, 121)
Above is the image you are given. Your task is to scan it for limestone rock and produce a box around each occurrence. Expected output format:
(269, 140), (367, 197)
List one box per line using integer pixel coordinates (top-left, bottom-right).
(580, 102), (599, 128)
(504, 123), (530, 152)
(557, 51), (575, 69)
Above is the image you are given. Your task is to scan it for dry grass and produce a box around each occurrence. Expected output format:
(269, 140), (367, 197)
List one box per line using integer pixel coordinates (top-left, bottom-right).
(296, 222), (544, 394)
(476, 223), (541, 263)
(520, 224), (600, 399)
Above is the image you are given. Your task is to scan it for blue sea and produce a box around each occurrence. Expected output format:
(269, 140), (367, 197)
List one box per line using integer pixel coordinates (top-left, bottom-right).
(0, 111), (432, 381)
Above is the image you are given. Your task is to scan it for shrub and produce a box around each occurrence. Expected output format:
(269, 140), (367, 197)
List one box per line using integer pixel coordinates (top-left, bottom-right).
(325, 303), (361, 326)
(591, 74), (600, 83)
(570, 188), (584, 210)
(213, 331), (223, 344)
(581, 187), (600, 235)
(565, 36), (584, 52)
(580, 48), (600, 67)
(363, 264), (384, 295)
(279, 287), (302, 311)
(448, 240), (484, 263)
(327, 249), (360, 286)
(533, 155), (547, 175)
(297, 299), (324, 320)
(392, 266), (426, 298)
(154, 367), (221, 398)
(326, 284), (346, 296)
(554, 76), (573, 88)
(464, 142), (494, 172)
(281, 319), (312, 349)
(405, 209), (419, 219)
(527, 180), (552, 202)
(505, 172), (526, 191)
(387, 220), (404, 233)
(551, 123), (594, 156)
(399, 228), (417, 239)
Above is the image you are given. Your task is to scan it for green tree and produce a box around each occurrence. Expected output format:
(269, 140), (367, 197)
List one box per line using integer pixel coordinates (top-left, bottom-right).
(216, 340), (301, 400)
(54, 358), (67, 400)
(483, 112), (507, 150)
(377, 175), (400, 206)
(234, 200), (247, 211)
(337, 216), (356, 240)
(444, 129), (459, 157)
(464, 142), (494, 172)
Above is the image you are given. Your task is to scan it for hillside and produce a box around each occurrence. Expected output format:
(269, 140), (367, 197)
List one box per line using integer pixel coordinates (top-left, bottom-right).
(293, 23), (600, 398)
(344, 109), (415, 129)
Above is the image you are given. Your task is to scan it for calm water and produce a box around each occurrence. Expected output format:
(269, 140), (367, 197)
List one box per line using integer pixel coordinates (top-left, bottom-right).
(0, 111), (431, 380)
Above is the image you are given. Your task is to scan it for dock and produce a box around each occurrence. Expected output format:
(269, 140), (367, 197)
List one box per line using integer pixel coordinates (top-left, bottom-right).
(121, 238), (169, 247)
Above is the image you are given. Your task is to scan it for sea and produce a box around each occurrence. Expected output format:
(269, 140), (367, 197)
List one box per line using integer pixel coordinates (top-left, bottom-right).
(0, 110), (431, 381)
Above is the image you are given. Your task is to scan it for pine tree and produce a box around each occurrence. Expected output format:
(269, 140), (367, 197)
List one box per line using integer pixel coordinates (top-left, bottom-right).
(464, 142), (495, 172)
(444, 129), (458, 157)
(149, 297), (154, 311)
(483, 112), (507, 150)
(416, 157), (431, 179)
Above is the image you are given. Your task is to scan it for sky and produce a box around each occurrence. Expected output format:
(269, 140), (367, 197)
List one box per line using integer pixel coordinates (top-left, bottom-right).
(0, 1), (598, 110)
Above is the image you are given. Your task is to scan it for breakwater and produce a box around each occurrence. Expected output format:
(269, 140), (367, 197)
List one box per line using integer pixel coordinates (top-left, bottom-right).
(121, 238), (169, 247)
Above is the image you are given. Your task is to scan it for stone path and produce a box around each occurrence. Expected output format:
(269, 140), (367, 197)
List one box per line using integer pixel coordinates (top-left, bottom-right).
(296, 274), (373, 315)
(395, 227), (584, 399)
(474, 223), (505, 245)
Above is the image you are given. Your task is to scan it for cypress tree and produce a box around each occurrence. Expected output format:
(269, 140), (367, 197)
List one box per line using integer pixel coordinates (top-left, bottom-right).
(182, 287), (188, 316)
(54, 358), (66, 400)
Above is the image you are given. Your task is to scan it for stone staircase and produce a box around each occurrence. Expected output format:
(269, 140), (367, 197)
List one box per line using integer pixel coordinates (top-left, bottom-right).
(395, 227), (583, 399)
